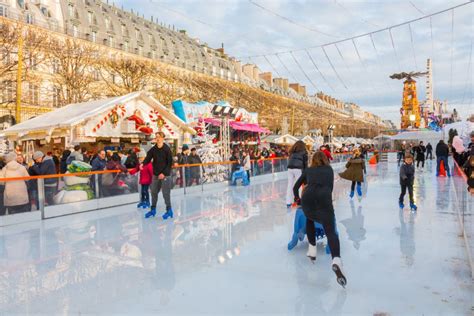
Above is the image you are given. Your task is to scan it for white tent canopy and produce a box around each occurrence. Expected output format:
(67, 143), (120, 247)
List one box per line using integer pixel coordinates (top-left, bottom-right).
(2, 91), (196, 143)
(390, 130), (443, 145)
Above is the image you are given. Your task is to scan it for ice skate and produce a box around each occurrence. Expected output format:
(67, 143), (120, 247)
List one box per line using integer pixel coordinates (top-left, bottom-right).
(349, 191), (354, 199)
(287, 234), (298, 250)
(332, 257), (347, 288)
(162, 207), (173, 220)
(356, 183), (362, 197)
(399, 201), (404, 209)
(145, 207), (156, 218)
(142, 201), (150, 209)
(410, 202), (417, 211)
(306, 243), (316, 263)
(137, 201), (144, 208)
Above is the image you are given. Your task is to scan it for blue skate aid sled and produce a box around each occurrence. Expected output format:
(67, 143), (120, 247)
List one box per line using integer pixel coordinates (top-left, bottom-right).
(288, 207), (335, 254)
(231, 167), (249, 186)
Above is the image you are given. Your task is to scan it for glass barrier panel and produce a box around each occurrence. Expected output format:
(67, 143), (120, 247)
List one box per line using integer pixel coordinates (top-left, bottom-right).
(97, 171), (139, 199)
(0, 178), (36, 216)
(200, 163), (232, 186)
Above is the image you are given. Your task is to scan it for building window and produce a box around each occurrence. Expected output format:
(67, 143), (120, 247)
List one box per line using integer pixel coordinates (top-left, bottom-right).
(68, 4), (74, 17)
(123, 41), (128, 51)
(108, 35), (113, 47)
(73, 25), (79, 37)
(17, 0), (25, 9)
(1, 81), (14, 104)
(0, 5), (8, 17)
(105, 17), (110, 30)
(91, 31), (97, 42)
(51, 59), (60, 73)
(52, 87), (61, 107)
(137, 45), (143, 56)
(87, 11), (93, 24)
(25, 13), (34, 24)
(135, 28), (140, 38)
(28, 83), (40, 105)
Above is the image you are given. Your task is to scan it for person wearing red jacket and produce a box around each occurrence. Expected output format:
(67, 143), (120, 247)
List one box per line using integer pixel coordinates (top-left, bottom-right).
(130, 150), (154, 209)
(320, 145), (333, 161)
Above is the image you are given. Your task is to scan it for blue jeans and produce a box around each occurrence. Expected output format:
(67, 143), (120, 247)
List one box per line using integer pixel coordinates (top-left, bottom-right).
(436, 156), (450, 175)
(140, 184), (150, 203)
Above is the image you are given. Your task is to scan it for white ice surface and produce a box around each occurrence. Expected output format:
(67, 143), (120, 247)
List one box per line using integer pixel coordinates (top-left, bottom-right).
(0, 154), (472, 315)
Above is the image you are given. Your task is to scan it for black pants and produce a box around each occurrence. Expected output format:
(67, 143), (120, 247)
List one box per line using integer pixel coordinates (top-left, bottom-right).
(399, 183), (414, 204)
(416, 159), (424, 168)
(350, 181), (361, 191)
(426, 151), (433, 160)
(306, 214), (340, 258)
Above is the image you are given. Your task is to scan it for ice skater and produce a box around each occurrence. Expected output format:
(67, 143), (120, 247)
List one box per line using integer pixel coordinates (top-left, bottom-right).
(399, 153), (417, 211)
(286, 140), (308, 207)
(293, 151), (347, 287)
(338, 148), (366, 200)
(143, 132), (174, 219)
(130, 150), (153, 209)
(414, 141), (426, 169)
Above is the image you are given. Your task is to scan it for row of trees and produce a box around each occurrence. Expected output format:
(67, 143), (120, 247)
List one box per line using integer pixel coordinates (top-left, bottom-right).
(0, 19), (381, 136)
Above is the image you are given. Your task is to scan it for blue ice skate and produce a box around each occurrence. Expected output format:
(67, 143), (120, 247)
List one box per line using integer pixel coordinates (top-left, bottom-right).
(145, 207), (156, 218)
(137, 201), (144, 208)
(349, 191), (354, 199)
(356, 183), (362, 197)
(231, 167), (250, 186)
(399, 201), (404, 209)
(141, 201), (150, 209)
(410, 202), (417, 211)
(162, 207), (173, 220)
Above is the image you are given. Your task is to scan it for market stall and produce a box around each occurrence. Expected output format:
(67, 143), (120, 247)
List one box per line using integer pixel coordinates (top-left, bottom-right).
(2, 91), (196, 157)
(172, 99), (270, 146)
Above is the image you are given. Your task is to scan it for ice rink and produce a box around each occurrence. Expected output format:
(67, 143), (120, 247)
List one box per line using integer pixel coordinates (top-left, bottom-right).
(1, 156), (473, 315)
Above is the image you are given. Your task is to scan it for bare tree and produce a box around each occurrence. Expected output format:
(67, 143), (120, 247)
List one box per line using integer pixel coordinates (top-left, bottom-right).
(100, 57), (155, 95)
(46, 37), (101, 105)
(0, 20), (48, 107)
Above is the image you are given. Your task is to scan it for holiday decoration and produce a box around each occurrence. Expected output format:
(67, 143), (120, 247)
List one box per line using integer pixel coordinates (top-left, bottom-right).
(93, 104), (127, 132)
(127, 110), (154, 135)
(195, 121), (228, 183)
(149, 110), (175, 136)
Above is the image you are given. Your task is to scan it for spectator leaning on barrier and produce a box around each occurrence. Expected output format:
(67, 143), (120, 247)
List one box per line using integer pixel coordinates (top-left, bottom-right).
(0, 152), (31, 215)
(241, 150), (251, 183)
(91, 150), (107, 171)
(29, 151), (58, 206)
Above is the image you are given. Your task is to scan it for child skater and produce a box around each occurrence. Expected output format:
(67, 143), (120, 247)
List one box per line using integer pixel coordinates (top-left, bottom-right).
(338, 148), (366, 200)
(399, 153), (417, 211)
(130, 150), (153, 209)
(293, 151), (347, 288)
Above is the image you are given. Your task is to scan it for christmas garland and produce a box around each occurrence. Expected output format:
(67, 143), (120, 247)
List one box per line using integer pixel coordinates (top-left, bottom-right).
(92, 104), (126, 133)
(149, 110), (175, 136)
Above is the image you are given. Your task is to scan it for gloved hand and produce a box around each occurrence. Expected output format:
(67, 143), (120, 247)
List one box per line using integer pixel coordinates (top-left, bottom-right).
(294, 197), (301, 205)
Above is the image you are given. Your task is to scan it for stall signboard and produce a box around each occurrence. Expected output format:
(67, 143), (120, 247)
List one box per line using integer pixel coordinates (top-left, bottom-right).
(172, 100), (213, 124)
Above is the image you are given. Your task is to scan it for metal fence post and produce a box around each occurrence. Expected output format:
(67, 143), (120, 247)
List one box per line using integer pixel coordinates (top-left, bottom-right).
(182, 166), (186, 195)
(271, 159), (274, 176)
(38, 178), (45, 219)
(94, 173), (100, 199)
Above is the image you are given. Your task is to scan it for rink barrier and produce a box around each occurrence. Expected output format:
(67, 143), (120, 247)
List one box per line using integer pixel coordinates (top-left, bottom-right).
(451, 160), (474, 280)
(0, 157), (295, 226)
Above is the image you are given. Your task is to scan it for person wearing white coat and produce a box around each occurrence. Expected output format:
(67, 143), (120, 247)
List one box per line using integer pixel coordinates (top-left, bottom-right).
(241, 151), (251, 183)
(0, 152), (31, 214)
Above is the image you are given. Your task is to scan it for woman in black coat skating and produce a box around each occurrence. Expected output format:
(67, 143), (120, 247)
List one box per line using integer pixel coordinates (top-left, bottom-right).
(293, 151), (347, 287)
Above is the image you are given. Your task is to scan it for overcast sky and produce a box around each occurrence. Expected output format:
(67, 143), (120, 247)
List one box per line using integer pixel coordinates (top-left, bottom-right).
(112, 0), (473, 125)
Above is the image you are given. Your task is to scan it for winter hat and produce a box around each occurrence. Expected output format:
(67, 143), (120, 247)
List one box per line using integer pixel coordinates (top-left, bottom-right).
(33, 151), (44, 160)
(138, 150), (147, 158)
(470, 130), (474, 138)
(5, 152), (17, 164)
(182, 144), (189, 151)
